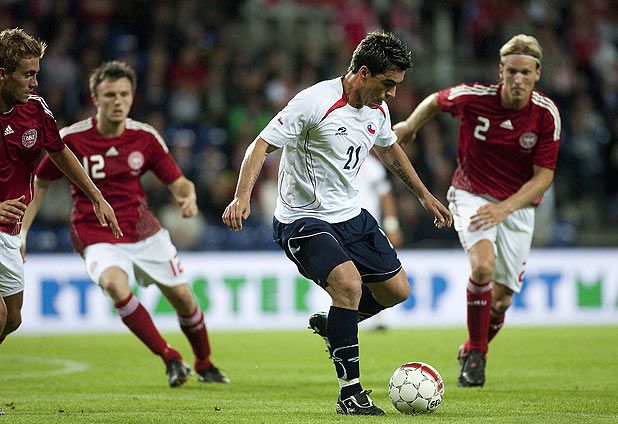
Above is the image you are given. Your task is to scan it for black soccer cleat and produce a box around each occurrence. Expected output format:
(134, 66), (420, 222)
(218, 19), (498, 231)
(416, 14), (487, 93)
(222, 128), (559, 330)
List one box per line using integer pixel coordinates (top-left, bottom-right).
(336, 390), (385, 415)
(457, 346), (486, 387)
(197, 364), (231, 383)
(166, 358), (191, 388)
(308, 312), (331, 357)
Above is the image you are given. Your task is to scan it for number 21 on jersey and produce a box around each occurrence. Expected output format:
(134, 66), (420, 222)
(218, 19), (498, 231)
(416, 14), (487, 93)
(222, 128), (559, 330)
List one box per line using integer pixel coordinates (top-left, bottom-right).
(82, 154), (106, 179)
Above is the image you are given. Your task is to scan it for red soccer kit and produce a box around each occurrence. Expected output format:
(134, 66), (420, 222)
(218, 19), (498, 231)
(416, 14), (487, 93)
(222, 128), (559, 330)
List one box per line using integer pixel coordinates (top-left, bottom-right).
(36, 117), (183, 253)
(436, 83), (561, 204)
(0, 95), (66, 234)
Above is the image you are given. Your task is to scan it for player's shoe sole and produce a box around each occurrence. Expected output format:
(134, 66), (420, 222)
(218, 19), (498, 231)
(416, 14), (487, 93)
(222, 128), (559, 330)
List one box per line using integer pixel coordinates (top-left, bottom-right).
(308, 312), (331, 357)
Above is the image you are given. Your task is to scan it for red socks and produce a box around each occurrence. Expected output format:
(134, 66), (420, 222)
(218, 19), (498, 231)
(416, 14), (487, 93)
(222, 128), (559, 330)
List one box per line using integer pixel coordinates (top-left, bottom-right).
(115, 294), (179, 363)
(178, 307), (212, 373)
(488, 307), (505, 343)
(464, 278), (492, 354)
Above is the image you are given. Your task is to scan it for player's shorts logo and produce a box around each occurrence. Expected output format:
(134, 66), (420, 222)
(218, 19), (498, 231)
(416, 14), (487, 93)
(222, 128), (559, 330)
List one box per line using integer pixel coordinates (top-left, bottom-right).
(519, 132), (537, 149)
(21, 129), (37, 148)
(367, 123), (376, 135)
(128, 151), (145, 171)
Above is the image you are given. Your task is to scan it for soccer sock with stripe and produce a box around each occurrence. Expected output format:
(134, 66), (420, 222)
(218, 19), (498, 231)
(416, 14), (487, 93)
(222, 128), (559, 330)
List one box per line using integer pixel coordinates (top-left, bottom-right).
(178, 306), (213, 373)
(357, 284), (386, 323)
(327, 306), (362, 400)
(115, 294), (180, 363)
(464, 278), (492, 354)
(488, 306), (505, 343)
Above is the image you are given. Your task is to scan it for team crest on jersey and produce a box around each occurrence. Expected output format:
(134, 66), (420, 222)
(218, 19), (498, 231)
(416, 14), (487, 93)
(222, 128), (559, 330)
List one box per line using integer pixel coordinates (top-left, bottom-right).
(366, 123), (376, 135)
(519, 132), (538, 149)
(21, 129), (37, 148)
(128, 151), (145, 171)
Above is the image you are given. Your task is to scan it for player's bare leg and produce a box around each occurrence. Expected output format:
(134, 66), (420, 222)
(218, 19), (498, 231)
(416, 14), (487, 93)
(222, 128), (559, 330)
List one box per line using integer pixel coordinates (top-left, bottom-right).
(366, 268), (410, 307)
(99, 267), (188, 387)
(0, 297), (7, 340)
(458, 240), (494, 387)
(0, 292), (23, 344)
(158, 283), (229, 383)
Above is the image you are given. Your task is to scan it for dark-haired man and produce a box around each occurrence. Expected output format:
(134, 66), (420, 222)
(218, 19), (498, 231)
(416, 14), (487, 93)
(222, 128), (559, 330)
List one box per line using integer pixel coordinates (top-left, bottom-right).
(223, 31), (452, 414)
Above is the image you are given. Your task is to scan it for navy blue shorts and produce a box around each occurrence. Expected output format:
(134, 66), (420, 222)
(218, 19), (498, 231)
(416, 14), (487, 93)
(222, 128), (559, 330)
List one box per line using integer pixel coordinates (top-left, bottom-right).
(273, 209), (402, 287)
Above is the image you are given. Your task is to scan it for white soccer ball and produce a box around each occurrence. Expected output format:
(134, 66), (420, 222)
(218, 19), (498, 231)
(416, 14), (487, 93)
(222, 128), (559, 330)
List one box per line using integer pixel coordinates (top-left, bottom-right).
(388, 361), (445, 414)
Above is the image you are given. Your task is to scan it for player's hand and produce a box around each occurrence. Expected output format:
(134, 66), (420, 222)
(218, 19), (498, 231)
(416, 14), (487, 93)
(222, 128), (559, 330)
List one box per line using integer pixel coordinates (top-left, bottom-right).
(0, 195), (27, 225)
(176, 192), (198, 218)
(222, 197), (250, 231)
(393, 121), (417, 146)
(418, 192), (453, 229)
(469, 203), (509, 232)
(92, 197), (123, 238)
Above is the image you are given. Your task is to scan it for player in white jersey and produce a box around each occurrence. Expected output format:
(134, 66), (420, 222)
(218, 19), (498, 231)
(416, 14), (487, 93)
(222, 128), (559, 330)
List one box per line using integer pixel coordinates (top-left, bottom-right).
(223, 31), (452, 415)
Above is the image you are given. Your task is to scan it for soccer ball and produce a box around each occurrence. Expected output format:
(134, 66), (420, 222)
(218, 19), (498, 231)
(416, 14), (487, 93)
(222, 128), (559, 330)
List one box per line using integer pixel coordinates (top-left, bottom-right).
(388, 362), (444, 414)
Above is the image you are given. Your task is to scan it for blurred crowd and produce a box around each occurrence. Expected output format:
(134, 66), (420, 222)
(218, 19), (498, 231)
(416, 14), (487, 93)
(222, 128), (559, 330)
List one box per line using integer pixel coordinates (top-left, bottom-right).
(2, 0), (616, 250)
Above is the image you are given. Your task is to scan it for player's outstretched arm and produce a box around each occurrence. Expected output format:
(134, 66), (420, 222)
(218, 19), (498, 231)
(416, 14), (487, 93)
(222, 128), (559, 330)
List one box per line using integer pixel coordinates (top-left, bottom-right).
(48, 146), (123, 238)
(373, 143), (452, 229)
(393, 92), (441, 146)
(222, 137), (278, 231)
(19, 177), (52, 260)
(168, 176), (198, 218)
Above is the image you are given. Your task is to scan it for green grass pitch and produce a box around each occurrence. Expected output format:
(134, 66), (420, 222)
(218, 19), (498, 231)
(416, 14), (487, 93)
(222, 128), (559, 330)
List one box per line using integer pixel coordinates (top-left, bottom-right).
(1, 326), (617, 423)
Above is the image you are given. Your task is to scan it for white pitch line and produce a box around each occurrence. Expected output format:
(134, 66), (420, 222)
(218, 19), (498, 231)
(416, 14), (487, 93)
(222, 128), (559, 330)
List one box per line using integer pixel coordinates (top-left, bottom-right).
(0, 355), (89, 380)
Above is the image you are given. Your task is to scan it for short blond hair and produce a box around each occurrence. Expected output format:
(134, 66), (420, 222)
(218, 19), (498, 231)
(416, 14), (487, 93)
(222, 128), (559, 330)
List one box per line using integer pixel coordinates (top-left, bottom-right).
(0, 28), (47, 73)
(500, 34), (542, 67)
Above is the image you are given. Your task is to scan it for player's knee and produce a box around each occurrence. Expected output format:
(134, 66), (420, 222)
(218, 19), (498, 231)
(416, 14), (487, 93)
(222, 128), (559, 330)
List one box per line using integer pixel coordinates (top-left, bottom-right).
(388, 281), (410, 306)
(328, 279), (362, 308)
(4, 312), (22, 334)
(471, 262), (494, 283)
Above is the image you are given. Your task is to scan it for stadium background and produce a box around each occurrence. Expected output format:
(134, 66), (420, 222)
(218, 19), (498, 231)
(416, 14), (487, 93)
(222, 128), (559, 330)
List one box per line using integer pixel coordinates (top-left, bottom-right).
(1, 0), (616, 331)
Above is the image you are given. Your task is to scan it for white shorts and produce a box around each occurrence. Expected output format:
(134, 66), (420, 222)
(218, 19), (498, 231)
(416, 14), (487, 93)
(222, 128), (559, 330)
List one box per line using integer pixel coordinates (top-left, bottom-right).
(83, 229), (187, 288)
(0, 232), (24, 297)
(447, 187), (534, 293)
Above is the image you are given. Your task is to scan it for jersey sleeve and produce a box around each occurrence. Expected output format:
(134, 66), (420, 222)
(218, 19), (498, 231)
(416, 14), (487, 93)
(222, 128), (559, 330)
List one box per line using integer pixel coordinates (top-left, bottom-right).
(32, 96), (65, 153)
(35, 153), (64, 180)
(532, 107), (561, 170)
(146, 132), (184, 184)
(436, 84), (469, 118)
(258, 87), (321, 148)
(373, 103), (397, 147)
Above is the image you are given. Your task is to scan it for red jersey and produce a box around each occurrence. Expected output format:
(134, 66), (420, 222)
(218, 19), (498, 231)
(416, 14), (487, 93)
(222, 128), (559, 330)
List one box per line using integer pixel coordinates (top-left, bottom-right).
(0, 95), (65, 234)
(437, 83), (561, 204)
(36, 117), (183, 252)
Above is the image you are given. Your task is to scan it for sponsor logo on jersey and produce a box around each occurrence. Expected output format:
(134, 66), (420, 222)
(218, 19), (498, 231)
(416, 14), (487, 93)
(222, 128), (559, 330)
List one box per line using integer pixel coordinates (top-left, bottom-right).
(128, 151), (145, 171)
(335, 126), (348, 136)
(105, 146), (119, 157)
(519, 132), (538, 149)
(366, 123), (376, 135)
(500, 120), (513, 130)
(277, 117), (284, 125)
(21, 129), (37, 148)
(3, 124), (14, 136)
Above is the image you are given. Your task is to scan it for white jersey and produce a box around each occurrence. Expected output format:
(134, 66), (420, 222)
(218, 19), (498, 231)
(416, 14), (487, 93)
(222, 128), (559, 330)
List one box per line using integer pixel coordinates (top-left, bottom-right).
(259, 77), (397, 224)
(355, 154), (392, 223)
